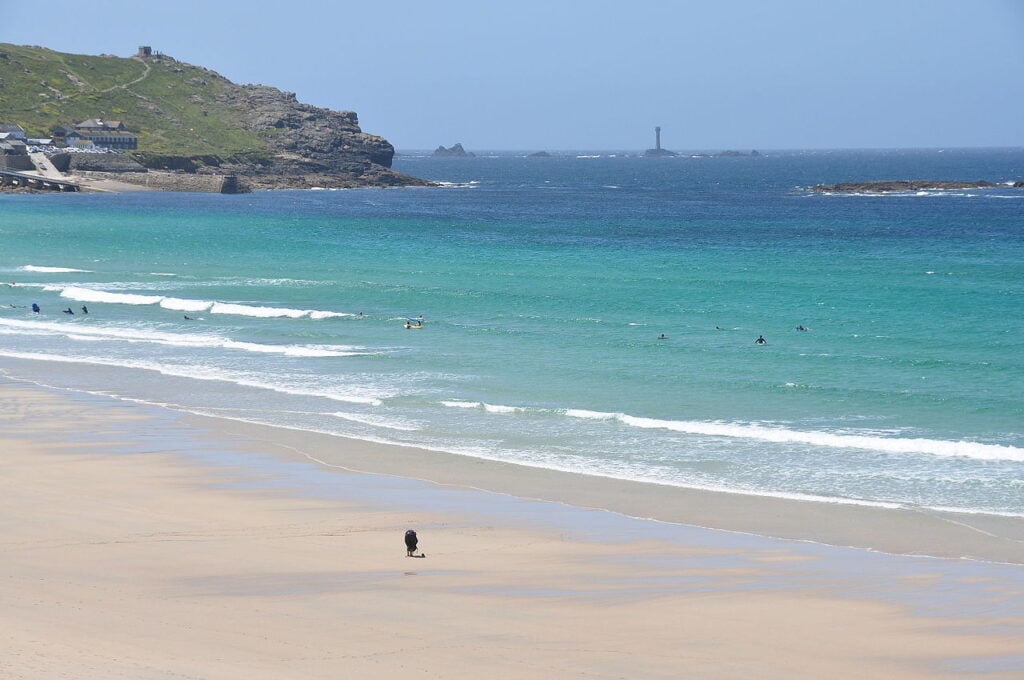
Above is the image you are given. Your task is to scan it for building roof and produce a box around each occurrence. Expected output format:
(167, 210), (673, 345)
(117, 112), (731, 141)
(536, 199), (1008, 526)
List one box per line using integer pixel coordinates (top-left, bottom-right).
(76, 119), (125, 131)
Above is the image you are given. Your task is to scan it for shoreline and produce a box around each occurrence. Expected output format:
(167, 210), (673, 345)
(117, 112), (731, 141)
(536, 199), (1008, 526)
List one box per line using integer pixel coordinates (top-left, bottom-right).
(7, 370), (1023, 565)
(184, 411), (1024, 566)
(2, 376), (1023, 678)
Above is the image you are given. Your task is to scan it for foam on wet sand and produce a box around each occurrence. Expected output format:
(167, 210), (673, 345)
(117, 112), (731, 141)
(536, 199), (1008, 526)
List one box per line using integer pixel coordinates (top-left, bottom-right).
(1, 378), (1021, 679)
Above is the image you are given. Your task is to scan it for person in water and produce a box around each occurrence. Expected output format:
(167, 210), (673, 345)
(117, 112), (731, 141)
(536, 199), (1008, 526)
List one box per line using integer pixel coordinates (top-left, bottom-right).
(755, 335), (767, 345)
(81, 305), (89, 314)
(63, 307), (74, 315)
(658, 333), (668, 340)
(31, 303), (40, 313)
(405, 321), (412, 329)
(795, 325), (807, 332)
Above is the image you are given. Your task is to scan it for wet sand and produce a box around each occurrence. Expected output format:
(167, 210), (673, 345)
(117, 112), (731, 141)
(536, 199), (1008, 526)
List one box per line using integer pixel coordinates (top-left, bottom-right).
(2, 378), (1023, 679)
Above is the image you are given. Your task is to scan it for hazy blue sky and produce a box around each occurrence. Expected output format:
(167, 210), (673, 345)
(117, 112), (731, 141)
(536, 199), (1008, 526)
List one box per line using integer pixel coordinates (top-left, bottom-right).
(3, 0), (1023, 150)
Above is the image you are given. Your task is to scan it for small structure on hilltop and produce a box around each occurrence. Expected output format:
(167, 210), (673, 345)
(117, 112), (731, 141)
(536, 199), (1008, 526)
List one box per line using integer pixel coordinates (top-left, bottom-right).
(643, 126), (677, 157)
(138, 46), (152, 58)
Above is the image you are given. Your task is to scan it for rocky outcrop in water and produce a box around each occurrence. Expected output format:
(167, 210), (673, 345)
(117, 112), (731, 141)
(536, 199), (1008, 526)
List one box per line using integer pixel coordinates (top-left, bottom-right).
(433, 143), (474, 157)
(807, 180), (1021, 194)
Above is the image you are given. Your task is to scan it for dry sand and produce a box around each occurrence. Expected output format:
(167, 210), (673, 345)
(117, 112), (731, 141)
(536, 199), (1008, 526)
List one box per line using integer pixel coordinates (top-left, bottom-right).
(2, 379), (1022, 679)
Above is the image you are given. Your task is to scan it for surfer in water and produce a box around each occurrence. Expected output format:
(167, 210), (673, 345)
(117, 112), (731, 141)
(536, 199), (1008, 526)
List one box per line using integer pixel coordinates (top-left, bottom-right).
(81, 305), (89, 314)
(755, 335), (767, 345)
(63, 307), (74, 315)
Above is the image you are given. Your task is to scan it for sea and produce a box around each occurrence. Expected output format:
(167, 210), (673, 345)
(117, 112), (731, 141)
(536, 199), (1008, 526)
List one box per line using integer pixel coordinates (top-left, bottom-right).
(1, 148), (1022, 517)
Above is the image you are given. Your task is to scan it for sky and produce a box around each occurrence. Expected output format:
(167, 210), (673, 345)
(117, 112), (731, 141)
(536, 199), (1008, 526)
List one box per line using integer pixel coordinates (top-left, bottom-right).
(2, 0), (1023, 151)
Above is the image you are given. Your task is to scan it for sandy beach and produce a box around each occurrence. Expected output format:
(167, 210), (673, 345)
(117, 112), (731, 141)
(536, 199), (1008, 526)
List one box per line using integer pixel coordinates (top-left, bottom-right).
(2, 378), (1023, 679)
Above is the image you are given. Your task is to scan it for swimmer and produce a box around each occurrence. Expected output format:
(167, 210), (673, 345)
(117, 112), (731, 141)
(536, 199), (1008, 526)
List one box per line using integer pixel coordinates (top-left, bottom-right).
(658, 333), (668, 340)
(795, 325), (807, 332)
(31, 303), (40, 313)
(405, 322), (412, 329)
(183, 315), (192, 320)
(755, 335), (766, 345)
(81, 305), (89, 314)
(63, 307), (74, 315)
(715, 326), (723, 330)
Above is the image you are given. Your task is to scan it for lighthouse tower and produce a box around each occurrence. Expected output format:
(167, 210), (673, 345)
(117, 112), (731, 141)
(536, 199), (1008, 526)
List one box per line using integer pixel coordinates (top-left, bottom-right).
(644, 126), (677, 157)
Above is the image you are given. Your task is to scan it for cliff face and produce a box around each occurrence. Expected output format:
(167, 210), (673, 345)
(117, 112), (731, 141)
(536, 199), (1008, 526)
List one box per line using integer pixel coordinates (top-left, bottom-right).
(213, 84), (421, 188)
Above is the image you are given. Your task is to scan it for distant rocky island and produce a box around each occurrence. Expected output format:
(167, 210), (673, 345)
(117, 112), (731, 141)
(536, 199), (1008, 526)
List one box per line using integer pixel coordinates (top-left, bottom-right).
(808, 180), (1024, 194)
(0, 43), (430, 192)
(528, 151), (552, 157)
(432, 143), (475, 157)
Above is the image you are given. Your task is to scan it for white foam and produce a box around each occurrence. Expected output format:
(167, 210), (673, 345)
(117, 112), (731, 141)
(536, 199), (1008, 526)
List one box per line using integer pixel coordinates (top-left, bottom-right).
(209, 302), (308, 318)
(60, 286), (163, 305)
(46, 286), (348, 320)
(160, 297), (213, 312)
(565, 409), (617, 420)
(483, 403), (521, 414)
(441, 400), (481, 409)
(0, 318), (367, 358)
(149, 272), (178, 277)
(562, 410), (1024, 463)
(331, 411), (421, 431)
(20, 265), (93, 273)
(0, 350), (383, 405)
(309, 310), (353, 319)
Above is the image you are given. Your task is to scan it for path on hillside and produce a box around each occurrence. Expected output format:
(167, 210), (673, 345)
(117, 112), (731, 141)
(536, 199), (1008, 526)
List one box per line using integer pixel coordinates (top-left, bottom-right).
(97, 57), (152, 94)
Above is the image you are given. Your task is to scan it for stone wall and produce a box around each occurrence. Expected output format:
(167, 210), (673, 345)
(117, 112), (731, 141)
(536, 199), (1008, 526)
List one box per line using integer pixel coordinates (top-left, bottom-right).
(0, 155), (36, 171)
(50, 153), (147, 173)
(77, 170), (244, 193)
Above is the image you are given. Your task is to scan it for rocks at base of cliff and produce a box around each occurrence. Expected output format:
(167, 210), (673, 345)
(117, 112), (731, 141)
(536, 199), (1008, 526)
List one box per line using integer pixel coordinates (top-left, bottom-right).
(807, 180), (1022, 194)
(433, 143), (474, 157)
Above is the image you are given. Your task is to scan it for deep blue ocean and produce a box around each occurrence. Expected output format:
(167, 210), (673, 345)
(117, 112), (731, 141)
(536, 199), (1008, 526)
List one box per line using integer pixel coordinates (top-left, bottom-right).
(2, 148), (1022, 515)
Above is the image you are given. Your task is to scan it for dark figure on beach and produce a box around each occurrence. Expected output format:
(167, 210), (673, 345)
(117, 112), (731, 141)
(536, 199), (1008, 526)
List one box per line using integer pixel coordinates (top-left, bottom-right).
(81, 305), (89, 314)
(31, 303), (40, 313)
(63, 307), (74, 315)
(755, 335), (767, 345)
(405, 529), (422, 557)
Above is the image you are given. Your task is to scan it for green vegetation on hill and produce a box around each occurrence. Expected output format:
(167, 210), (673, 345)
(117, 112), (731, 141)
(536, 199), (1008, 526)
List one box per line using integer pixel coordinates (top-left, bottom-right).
(0, 44), (269, 160)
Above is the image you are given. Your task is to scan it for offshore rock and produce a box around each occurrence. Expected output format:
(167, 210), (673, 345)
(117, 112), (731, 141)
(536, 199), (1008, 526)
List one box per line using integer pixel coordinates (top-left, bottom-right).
(807, 180), (1022, 194)
(433, 143), (475, 157)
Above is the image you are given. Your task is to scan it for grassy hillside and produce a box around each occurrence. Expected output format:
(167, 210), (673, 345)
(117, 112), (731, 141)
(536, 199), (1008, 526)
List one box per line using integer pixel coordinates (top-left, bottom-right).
(0, 44), (269, 159)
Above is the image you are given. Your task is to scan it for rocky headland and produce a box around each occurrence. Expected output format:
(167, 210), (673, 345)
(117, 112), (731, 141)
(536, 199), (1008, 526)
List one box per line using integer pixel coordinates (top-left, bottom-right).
(0, 44), (432, 191)
(808, 179), (1024, 194)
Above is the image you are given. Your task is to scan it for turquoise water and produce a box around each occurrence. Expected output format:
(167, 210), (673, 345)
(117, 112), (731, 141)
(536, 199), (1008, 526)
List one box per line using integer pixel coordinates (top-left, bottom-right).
(1, 148), (1022, 514)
